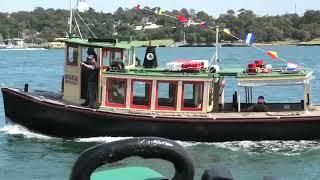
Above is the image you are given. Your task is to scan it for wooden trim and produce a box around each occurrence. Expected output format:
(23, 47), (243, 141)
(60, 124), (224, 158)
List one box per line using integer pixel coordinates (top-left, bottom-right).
(126, 79), (131, 108)
(176, 81), (182, 111)
(130, 79), (153, 109)
(105, 78), (127, 108)
(181, 81), (204, 111)
(100, 78), (107, 107)
(103, 74), (213, 82)
(97, 48), (103, 105)
(155, 80), (178, 111)
(203, 82), (209, 112)
(150, 80), (157, 110)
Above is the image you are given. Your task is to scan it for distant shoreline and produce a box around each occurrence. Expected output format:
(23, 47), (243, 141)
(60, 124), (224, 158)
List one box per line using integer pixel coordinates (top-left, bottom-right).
(173, 40), (320, 47)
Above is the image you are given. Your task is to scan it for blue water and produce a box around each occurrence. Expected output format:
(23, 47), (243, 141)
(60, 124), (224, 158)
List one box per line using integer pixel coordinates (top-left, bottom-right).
(1, 47), (320, 179)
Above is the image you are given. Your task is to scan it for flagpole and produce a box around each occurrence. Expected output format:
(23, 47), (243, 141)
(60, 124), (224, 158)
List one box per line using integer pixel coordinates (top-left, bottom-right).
(69, 0), (73, 35)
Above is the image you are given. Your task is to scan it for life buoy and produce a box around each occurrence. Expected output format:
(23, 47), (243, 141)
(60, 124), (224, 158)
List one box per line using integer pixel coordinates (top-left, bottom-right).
(146, 53), (154, 61)
(70, 137), (194, 180)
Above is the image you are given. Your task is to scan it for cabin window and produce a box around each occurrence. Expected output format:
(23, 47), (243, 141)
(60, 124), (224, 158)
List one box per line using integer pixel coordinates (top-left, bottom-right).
(131, 80), (152, 109)
(102, 49), (111, 66)
(111, 50), (124, 61)
(182, 82), (204, 111)
(106, 78), (127, 107)
(66, 46), (78, 66)
(82, 47), (98, 62)
(156, 81), (178, 110)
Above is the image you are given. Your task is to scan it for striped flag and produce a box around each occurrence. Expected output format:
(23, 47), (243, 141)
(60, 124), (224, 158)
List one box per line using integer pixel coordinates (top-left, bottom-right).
(266, 51), (278, 60)
(244, 33), (255, 45)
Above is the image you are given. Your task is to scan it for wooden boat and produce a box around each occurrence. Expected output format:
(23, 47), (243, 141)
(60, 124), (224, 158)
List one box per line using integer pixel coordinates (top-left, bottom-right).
(2, 36), (319, 142)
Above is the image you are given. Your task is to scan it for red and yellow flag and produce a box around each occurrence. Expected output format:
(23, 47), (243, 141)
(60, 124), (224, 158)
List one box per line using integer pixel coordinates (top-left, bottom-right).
(266, 51), (278, 60)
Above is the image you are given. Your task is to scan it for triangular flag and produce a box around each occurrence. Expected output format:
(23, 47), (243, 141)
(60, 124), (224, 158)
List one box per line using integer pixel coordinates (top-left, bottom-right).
(157, 8), (164, 15)
(177, 15), (188, 23)
(287, 62), (298, 70)
(200, 21), (208, 29)
(77, 0), (89, 13)
(244, 33), (255, 45)
(136, 4), (140, 13)
(223, 29), (231, 35)
(266, 51), (278, 60)
(185, 19), (191, 27)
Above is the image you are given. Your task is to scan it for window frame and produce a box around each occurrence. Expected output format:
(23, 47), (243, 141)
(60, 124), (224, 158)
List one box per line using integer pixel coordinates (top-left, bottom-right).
(105, 78), (127, 108)
(130, 79), (153, 109)
(155, 80), (178, 111)
(181, 81), (204, 111)
(66, 45), (79, 67)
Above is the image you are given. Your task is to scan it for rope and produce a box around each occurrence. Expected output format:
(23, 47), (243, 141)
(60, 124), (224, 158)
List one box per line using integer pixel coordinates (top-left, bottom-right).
(74, 10), (97, 38)
(73, 11), (83, 39)
(221, 31), (293, 63)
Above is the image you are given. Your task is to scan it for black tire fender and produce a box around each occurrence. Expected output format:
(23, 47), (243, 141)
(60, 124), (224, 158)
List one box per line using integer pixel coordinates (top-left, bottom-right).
(70, 137), (194, 180)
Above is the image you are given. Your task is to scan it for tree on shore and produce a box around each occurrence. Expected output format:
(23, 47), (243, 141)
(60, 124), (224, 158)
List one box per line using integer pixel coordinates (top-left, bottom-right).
(0, 7), (319, 43)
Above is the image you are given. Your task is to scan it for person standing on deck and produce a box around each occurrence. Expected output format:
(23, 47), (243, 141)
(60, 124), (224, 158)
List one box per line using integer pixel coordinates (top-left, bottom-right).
(248, 96), (269, 112)
(87, 47), (97, 61)
(81, 55), (98, 108)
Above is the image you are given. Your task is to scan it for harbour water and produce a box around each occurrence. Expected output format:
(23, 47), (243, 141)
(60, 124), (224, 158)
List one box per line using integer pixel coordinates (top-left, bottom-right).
(1, 46), (320, 179)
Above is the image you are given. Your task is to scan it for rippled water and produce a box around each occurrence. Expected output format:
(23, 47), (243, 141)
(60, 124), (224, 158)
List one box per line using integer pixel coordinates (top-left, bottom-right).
(1, 46), (320, 179)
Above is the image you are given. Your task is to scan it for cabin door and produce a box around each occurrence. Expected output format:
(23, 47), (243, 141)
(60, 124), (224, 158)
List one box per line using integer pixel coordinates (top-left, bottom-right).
(63, 45), (82, 104)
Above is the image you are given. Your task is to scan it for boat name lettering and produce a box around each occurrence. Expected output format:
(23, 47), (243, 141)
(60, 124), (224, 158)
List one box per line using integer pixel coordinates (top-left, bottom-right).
(64, 75), (78, 85)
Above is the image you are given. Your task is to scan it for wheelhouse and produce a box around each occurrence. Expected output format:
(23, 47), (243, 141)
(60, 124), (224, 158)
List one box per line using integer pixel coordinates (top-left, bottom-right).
(61, 38), (221, 113)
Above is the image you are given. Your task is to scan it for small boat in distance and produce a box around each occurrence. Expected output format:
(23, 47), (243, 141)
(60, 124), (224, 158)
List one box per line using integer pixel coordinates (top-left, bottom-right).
(0, 38), (47, 51)
(2, 30), (320, 142)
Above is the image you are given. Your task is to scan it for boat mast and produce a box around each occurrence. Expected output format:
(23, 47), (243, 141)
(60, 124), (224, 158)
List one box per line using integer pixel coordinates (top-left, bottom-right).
(69, 0), (73, 35)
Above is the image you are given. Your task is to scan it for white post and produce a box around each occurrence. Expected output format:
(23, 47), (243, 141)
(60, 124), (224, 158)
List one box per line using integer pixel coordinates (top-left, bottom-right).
(215, 26), (219, 65)
(303, 83), (307, 110)
(69, 0), (73, 35)
(308, 81), (312, 106)
(219, 78), (225, 110)
(237, 86), (241, 112)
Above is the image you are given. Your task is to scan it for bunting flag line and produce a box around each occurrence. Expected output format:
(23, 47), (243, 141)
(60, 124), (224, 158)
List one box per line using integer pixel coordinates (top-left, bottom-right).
(244, 33), (255, 45)
(266, 51), (278, 60)
(136, 5), (211, 29)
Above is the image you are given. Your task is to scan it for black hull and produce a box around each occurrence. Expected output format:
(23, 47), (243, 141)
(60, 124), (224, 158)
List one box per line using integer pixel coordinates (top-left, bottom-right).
(2, 87), (320, 142)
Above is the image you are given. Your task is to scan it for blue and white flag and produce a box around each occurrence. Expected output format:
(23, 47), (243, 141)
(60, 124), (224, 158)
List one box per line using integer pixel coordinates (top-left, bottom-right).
(244, 33), (255, 45)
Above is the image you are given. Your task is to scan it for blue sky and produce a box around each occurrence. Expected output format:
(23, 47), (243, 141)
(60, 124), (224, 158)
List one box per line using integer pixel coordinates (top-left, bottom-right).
(1, 0), (319, 17)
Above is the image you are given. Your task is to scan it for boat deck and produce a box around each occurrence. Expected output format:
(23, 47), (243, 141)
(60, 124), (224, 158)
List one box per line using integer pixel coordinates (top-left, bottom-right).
(13, 88), (320, 120)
